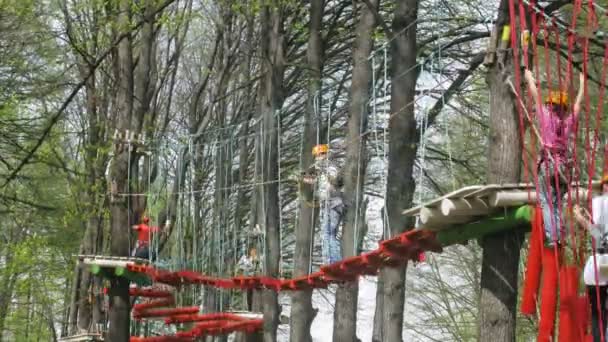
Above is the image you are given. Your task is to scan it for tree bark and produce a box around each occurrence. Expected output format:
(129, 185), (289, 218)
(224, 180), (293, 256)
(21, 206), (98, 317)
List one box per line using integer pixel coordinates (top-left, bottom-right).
(332, 1), (376, 341)
(289, 0), (325, 341)
(371, 274), (383, 342)
(107, 0), (135, 340)
(67, 245), (83, 335)
(378, 1), (419, 341)
(478, 0), (523, 340)
(256, 2), (285, 341)
(0, 266), (17, 340)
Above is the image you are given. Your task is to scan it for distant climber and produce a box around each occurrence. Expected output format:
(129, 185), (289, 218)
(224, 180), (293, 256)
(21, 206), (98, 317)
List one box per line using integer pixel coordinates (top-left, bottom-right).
(301, 144), (344, 264)
(524, 69), (584, 247)
(132, 216), (159, 260)
(237, 246), (261, 276)
(574, 174), (608, 342)
(237, 246), (261, 311)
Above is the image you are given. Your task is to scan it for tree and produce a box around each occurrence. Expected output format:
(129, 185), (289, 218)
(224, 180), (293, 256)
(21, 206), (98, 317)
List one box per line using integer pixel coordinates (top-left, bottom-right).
(333, 0), (377, 340)
(477, 0), (523, 340)
(378, 0), (420, 341)
(107, 0), (162, 340)
(289, 0), (325, 340)
(256, 1), (285, 340)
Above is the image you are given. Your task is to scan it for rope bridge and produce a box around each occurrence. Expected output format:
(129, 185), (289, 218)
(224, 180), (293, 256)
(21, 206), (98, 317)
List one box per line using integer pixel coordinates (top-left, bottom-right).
(127, 228), (441, 290)
(122, 286), (263, 341)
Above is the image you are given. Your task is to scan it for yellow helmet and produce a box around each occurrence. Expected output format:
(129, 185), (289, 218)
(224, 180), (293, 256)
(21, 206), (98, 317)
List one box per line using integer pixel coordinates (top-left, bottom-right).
(312, 144), (329, 156)
(545, 90), (568, 106)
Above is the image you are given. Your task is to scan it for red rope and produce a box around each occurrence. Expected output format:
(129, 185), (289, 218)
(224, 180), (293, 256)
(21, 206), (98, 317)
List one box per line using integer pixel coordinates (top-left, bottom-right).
(538, 247), (559, 341)
(521, 206), (544, 315)
(127, 229), (442, 290)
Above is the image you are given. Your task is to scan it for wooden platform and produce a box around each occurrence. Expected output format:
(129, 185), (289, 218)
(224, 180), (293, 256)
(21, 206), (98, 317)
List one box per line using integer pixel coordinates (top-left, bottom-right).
(77, 255), (151, 286)
(58, 333), (104, 342)
(403, 181), (601, 231)
(78, 254), (150, 268)
(227, 311), (263, 319)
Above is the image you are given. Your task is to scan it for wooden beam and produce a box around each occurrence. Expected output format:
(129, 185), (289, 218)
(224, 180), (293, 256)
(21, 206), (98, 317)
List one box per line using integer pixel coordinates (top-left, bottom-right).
(488, 190), (536, 207)
(420, 206), (472, 228)
(440, 197), (490, 216)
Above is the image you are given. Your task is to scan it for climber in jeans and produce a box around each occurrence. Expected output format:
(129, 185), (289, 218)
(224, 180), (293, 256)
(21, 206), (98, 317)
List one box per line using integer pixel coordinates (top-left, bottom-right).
(302, 144), (344, 264)
(574, 173), (608, 342)
(524, 69), (584, 247)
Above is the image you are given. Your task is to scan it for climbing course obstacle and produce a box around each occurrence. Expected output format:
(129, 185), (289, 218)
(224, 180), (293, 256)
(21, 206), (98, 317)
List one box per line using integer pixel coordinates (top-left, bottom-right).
(501, 0), (608, 340)
(121, 183), (546, 341)
(79, 182), (558, 341)
(79, 255), (152, 286)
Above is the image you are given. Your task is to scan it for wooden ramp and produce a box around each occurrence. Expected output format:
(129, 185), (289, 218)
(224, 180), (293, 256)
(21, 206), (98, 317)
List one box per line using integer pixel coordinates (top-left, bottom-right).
(58, 333), (104, 342)
(403, 181), (601, 231)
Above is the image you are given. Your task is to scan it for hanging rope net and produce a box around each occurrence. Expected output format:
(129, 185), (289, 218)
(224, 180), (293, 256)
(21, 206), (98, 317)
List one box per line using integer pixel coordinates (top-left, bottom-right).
(507, 0), (608, 340)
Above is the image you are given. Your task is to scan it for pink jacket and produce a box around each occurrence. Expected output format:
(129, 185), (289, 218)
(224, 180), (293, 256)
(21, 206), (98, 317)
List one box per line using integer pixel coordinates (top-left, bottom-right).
(538, 104), (577, 163)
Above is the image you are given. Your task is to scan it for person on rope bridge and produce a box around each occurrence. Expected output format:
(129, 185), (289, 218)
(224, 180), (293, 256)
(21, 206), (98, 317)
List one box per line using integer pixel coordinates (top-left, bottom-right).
(237, 246), (261, 276)
(301, 144), (345, 264)
(237, 246), (261, 311)
(132, 216), (160, 260)
(524, 69), (585, 247)
(574, 174), (608, 342)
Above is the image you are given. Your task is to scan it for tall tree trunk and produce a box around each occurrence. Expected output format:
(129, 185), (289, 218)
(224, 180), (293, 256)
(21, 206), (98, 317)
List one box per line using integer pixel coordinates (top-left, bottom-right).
(256, 2), (285, 341)
(371, 276), (383, 342)
(77, 216), (101, 331)
(76, 48), (108, 333)
(67, 245), (83, 335)
(0, 270), (17, 340)
(289, 0), (324, 340)
(107, 0), (135, 340)
(333, 1), (376, 340)
(478, 0), (523, 340)
(379, 1), (419, 341)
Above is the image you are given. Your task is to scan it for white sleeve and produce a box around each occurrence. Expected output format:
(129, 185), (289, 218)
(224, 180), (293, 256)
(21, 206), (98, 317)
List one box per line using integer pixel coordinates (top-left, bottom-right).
(327, 165), (338, 179)
(592, 197), (601, 224)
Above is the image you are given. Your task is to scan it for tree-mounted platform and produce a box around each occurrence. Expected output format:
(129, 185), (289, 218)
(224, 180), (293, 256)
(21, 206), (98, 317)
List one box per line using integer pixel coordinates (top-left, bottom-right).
(77, 255), (152, 286)
(58, 333), (104, 342)
(403, 181), (600, 231)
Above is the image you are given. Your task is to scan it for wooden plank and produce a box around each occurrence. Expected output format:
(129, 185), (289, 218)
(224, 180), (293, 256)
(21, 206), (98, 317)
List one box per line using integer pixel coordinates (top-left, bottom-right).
(76, 254), (149, 264)
(58, 333), (104, 342)
(404, 180), (602, 216)
(402, 185), (484, 216)
(227, 311), (264, 319)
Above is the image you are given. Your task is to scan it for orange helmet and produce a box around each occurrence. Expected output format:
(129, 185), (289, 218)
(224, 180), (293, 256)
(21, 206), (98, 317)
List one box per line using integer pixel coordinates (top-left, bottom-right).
(602, 174), (608, 185)
(312, 144), (329, 156)
(545, 90), (568, 106)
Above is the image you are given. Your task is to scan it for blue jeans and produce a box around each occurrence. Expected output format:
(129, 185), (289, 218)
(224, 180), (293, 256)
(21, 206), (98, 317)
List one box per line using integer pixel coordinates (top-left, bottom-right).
(322, 205), (343, 264)
(538, 160), (565, 246)
(133, 244), (156, 261)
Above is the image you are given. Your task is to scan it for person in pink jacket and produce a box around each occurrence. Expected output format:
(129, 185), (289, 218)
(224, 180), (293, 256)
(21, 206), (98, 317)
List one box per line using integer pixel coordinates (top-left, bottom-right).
(524, 69), (584, 247)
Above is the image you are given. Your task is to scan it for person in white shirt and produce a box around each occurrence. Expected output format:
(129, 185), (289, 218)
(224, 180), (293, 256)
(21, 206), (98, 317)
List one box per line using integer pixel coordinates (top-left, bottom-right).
(574, 175), (608, 342)
(236, 246), (260, 310)
(302, 144), (344, 264)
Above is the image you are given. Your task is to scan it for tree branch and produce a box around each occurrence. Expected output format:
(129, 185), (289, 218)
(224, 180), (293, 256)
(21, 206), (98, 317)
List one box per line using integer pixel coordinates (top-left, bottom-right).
(423, 52), (485, 132)
(1, 0), (178, 189)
